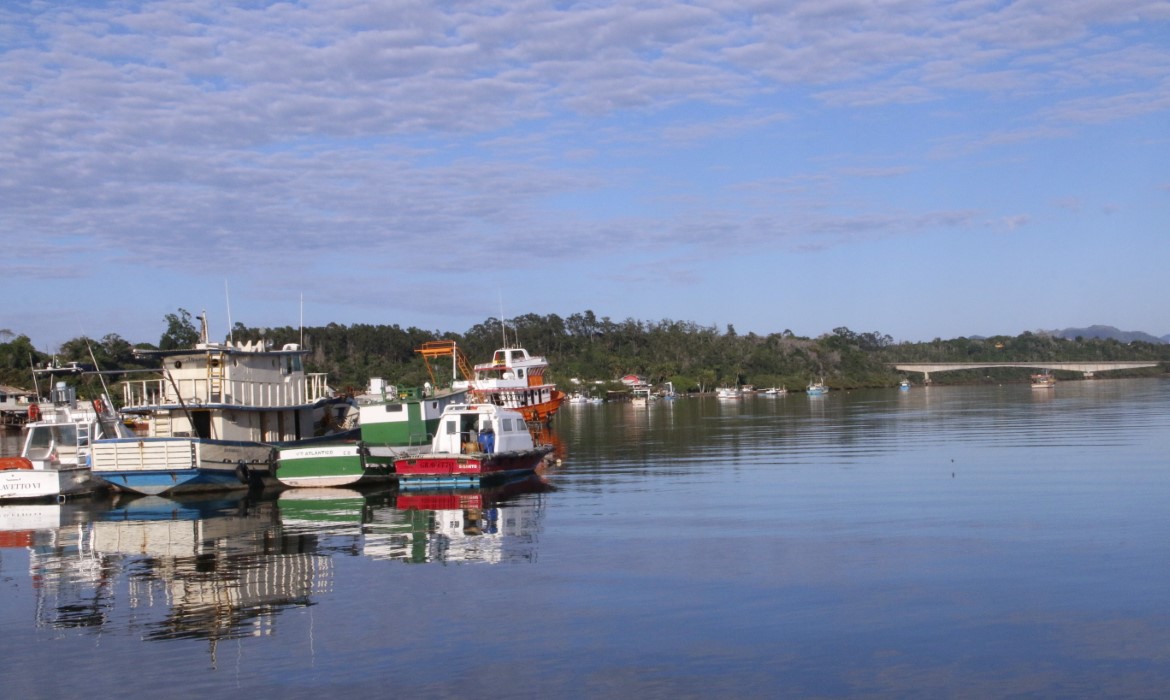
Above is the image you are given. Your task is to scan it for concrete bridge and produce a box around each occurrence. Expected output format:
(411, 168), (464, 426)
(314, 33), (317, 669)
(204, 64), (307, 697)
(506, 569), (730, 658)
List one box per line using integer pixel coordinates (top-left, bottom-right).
(892, 361), (1159, 383)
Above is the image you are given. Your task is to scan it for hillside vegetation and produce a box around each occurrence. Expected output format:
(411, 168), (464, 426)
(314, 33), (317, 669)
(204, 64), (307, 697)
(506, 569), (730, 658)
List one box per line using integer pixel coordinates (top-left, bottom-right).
(2, 310), (1167, 398)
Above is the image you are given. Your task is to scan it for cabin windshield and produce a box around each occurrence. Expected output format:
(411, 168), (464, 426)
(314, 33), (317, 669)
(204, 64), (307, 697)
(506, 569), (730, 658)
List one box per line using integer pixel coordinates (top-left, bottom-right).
(25, 424), (80, 460)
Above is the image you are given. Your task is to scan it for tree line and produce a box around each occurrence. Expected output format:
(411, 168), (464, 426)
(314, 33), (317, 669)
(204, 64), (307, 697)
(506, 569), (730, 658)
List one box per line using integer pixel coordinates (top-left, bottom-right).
(2, 309), (1167, 398)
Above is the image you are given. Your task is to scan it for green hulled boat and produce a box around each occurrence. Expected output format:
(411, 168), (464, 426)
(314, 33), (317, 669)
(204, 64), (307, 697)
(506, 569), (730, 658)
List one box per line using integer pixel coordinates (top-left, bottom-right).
(274, 379), (468, 488)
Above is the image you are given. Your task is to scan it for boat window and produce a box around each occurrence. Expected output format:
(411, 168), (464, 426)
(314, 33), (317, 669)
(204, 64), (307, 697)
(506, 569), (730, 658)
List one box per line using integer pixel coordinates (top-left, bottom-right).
(25, 427), (53, 460)
(445, 420), (457, 434)
(385, 404), (403, 413)
(517, 369), (525, 379)
(502, 418), (513, 432)
(54, 424), (79, 447)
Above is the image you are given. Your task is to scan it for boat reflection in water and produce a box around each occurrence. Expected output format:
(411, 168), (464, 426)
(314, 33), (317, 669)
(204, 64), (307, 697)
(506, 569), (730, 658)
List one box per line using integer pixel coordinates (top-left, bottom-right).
(366, 474), (552, 564)
(0, 475), (551, 656)
(89, 494), (328, 645)
(0, 499), (115, 630)
(276, 473), (553, 565)
(0, 492), (329, 656)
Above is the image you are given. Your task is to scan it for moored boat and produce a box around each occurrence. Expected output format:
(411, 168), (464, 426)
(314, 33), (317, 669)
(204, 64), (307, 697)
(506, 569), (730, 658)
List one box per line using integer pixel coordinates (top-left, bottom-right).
(456, 344), (565, 423)
(716, 386), (742, 400)
(1, 381), (128, 502)
(1031, 372), (1056, 389)
(91, 313), (355, 496)
(274, 379), (468, 489)
(631, 386), (653, 406)
(393, 403), (556, 489)
(806, 379), (828, 396)
(899, 379), (911, 391)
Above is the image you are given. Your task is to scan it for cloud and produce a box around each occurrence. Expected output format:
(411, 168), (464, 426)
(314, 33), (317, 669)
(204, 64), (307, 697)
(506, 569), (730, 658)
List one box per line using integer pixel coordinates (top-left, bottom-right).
(2, 1), (1168, 347)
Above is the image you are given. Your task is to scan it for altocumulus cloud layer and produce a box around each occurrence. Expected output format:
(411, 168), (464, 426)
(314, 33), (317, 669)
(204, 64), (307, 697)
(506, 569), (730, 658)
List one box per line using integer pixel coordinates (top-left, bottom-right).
(3, 0), (1169, 347)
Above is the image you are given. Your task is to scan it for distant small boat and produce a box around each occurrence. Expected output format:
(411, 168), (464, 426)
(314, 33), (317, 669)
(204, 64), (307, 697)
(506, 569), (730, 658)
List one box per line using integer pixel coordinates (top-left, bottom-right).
(762, 386), (788, 396)
(716, 387), (742, 400)
(631, 386), (653, 406)
(806, 379), (828, 396)
(1031, 372), (1056, 389)
(899, 379), (911, 391)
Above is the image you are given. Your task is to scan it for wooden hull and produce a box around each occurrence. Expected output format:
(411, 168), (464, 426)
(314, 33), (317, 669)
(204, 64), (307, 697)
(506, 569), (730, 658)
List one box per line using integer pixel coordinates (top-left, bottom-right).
(394, 446), (554, 488)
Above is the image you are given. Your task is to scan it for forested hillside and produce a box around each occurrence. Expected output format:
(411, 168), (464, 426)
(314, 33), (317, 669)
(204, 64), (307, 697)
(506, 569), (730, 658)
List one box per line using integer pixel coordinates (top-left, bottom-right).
(2, 310), (1167, 397)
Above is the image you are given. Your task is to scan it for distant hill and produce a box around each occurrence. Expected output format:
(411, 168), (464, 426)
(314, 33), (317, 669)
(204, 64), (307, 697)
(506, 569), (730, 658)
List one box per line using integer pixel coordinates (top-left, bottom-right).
(1045, 325), (1167, 344)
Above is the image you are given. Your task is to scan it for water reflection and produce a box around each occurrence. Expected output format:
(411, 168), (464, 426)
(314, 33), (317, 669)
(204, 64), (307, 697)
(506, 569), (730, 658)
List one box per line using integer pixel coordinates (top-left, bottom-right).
(0, 475), (552, 649)
(0, 500), (113, 629)
(364, 474), (552, 564)
(276, 474), (553, 564)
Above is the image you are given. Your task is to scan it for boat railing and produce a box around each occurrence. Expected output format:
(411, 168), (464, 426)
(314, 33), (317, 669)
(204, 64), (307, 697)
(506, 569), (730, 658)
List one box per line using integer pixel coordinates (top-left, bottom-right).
(121, 372), (331, 409)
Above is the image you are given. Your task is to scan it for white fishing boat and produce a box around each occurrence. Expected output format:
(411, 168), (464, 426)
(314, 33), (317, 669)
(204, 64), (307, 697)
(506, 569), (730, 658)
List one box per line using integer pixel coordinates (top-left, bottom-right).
(0, 381), (128, 502)
(716, 386), (742, 400)
(806, 379), (828, 396)
(91, 313), (354, 496)
(762, 386), (788, 396)
(393, 403), (556, 488)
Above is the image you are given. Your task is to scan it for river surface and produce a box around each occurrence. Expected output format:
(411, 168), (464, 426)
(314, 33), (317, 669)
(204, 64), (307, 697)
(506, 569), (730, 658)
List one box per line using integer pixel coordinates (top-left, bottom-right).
(2, 379), (1169, 698)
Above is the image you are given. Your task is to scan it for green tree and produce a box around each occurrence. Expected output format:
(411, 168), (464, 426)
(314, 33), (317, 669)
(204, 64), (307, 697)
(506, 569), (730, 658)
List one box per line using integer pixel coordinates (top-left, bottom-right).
(160, 309), (200, 350)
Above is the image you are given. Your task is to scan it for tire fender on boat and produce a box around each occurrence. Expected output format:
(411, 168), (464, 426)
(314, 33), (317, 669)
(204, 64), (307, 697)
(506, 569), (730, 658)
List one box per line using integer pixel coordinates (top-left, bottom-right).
(235, 462), (250, 484)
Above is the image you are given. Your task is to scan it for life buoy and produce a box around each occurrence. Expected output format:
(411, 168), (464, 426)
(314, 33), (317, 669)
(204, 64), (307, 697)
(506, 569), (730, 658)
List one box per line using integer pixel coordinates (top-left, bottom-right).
(93, 399), (104, 414)
(27, 404), (40, 421)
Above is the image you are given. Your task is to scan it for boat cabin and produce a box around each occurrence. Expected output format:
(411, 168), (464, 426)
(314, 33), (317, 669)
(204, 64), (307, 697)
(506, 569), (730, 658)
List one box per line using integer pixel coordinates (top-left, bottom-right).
(432, 404), (534, 455)
(489, 348), (536, 368)
(474, 347), (550, 386)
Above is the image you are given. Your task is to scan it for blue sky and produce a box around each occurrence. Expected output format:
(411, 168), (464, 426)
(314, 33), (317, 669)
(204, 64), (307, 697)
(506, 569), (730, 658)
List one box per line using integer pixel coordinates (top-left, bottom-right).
(3, 0), (1168, 352)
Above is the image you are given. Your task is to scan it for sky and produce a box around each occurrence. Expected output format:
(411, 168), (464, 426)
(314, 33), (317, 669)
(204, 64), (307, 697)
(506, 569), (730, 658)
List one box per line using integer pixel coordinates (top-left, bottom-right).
(3, 0), (1169, 352)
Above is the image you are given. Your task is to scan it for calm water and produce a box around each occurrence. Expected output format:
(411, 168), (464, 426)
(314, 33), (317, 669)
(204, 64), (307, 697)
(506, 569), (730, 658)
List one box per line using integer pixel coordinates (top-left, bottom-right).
(2, 379), (1169, 698)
